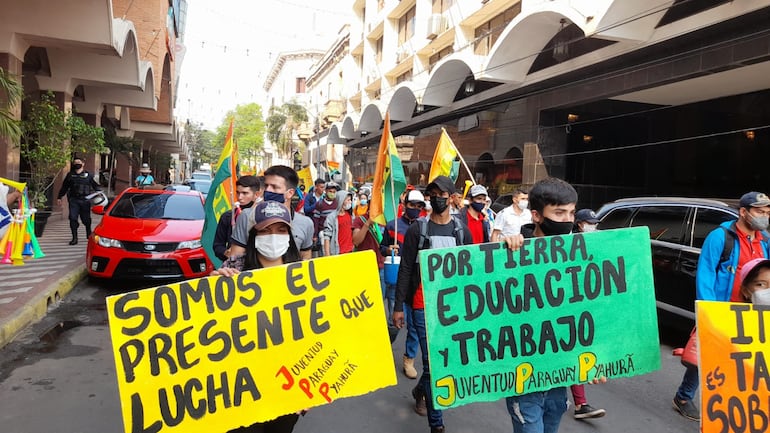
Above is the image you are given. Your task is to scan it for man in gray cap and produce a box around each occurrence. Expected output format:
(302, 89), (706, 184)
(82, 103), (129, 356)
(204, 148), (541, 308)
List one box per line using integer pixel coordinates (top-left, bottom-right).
(458, 183), (491, 244)
(673, 190), (770, 421)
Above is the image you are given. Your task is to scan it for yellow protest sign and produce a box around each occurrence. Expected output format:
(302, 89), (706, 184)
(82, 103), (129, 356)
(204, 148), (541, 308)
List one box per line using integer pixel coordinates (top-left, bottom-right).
(697, 301), (770, 432)
(106, 251), (396, 433)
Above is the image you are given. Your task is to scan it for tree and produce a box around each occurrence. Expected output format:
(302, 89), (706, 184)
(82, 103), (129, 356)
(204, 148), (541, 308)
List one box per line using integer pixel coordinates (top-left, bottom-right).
(265, 101), (309, 159)
(0, 67), (23, 141)
(184, 121), (218, 169)
(20, 92), (106, 208)
(214, 103), (265, 172)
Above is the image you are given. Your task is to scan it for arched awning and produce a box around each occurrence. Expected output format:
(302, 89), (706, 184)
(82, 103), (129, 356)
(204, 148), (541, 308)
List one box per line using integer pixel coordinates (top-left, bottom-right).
(388, 86), (418, 121)
(422, 59), (473, 107)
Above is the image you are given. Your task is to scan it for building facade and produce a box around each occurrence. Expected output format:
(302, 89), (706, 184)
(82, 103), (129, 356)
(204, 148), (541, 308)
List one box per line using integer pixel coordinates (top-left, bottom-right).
(298, 0), (770, 208)
(0, 0), (189, 204)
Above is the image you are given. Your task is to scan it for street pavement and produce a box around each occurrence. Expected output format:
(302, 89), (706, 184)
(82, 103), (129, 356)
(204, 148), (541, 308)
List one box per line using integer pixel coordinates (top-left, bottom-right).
(0, 212), (99, 349)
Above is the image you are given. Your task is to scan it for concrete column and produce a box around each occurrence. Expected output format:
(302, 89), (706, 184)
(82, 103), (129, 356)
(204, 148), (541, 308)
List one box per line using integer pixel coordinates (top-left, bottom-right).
(77, 112), (102, 182)
(50, 91), (73, 212)
(522, 142), (548, 186)
(0, 53), (22, 180)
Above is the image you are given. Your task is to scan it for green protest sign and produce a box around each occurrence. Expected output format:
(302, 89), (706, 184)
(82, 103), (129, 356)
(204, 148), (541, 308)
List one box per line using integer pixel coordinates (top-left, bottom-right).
(419, 227), (660, 409)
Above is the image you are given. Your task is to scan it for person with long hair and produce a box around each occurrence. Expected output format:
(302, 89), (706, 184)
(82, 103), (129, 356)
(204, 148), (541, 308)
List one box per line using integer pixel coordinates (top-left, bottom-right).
(212, 199), (302, 433)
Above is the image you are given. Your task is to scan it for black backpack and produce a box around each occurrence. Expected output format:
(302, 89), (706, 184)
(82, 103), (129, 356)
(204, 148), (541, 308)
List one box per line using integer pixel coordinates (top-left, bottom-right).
(717, 222), (770, 264)
(416, 216), (465, 250)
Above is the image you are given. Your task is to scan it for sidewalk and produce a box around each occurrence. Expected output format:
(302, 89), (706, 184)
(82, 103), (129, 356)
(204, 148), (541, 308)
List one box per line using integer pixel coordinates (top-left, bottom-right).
(0, 212), (100, 349)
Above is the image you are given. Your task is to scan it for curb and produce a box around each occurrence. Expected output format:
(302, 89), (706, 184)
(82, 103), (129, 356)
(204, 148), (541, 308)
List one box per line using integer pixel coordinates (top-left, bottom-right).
(0, 265), (86, 349)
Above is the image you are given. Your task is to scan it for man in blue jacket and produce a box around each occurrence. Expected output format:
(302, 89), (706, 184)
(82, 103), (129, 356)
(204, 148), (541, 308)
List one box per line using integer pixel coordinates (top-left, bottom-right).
(673, 191), (770, 421)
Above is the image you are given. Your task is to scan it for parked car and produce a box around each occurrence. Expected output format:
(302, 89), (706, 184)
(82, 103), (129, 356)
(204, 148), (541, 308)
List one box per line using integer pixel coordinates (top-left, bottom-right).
(595, 197), (739, 323)
(184, 179), (212, 200)
(191, 171), (212, 180)
(86, 187), (213, 281)
(490, 193), (514, 213)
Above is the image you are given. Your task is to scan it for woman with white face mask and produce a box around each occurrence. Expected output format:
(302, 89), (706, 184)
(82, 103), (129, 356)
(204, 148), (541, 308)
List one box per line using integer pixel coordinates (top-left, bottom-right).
(213, 199), (303, 432)
(739, 258), (770, 305)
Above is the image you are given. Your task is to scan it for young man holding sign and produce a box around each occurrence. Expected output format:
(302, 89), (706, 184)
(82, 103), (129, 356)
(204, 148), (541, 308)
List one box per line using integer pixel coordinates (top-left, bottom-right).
(505, 177), (604, 433)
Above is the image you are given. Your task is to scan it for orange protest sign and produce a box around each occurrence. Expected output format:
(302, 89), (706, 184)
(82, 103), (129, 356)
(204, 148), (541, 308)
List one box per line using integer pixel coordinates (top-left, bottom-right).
(697, 301), (770, 433)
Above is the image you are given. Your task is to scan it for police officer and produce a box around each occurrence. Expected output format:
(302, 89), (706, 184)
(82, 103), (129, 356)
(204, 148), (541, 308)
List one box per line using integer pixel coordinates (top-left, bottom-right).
(57, 157), (101, 245)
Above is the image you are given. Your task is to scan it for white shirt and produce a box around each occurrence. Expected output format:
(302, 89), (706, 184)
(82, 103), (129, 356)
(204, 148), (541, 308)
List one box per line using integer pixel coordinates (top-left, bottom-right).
(493, 205), (532, 236)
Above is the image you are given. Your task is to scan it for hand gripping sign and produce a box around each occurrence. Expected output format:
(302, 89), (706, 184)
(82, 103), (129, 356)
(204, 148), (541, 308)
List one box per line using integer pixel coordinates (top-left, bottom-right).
(106, 251), (396, 433)
(419, 227), (662, 409)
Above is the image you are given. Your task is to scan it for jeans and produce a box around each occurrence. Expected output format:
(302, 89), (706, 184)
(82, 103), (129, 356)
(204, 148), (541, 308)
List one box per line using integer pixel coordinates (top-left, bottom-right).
(403, 302), (419, 359)
(506, 387), (568, 433)
(676, 364), (699, 402)
(380, 270), (399, 343)
(413, 308), (444, 428)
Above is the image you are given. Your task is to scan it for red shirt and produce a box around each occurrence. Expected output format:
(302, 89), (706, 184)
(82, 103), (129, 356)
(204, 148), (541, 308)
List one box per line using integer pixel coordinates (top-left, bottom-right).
(466, 210), (485, 244)
(337, 213), (354, 254)
(730, 226), (767, 301)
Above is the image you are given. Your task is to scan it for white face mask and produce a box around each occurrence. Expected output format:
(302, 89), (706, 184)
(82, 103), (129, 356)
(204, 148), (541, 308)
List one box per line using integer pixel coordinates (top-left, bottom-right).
(343, 202), (352, 211)
(254, 233), (290, 259)
(517, 200), (528, 210)
(752, 288), (770, 305)
(582, 224), (597, 232)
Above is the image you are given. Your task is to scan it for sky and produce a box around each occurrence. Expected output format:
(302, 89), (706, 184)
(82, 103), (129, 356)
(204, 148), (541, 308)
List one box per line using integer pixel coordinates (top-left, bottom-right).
(175, 0), (355, 131)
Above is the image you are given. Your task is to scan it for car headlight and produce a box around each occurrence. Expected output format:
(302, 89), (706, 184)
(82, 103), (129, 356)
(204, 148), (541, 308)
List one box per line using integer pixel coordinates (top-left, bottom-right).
(177, 239), (202, 250)
(95, 235), (124, 248)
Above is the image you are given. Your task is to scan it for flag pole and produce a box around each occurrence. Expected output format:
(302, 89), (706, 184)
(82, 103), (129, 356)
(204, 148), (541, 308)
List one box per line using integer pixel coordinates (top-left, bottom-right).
(389, 133), (398, 247)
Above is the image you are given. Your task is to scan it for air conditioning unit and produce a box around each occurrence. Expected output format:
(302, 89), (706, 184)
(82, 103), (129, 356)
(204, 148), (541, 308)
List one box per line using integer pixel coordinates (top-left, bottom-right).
(426, 14), (447, 40)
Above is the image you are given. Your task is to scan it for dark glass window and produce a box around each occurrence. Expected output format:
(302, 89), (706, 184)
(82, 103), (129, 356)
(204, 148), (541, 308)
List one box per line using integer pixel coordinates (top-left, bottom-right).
(630, 206), (688, 244)
(597, 207), (635, 230)
(691, 207), (736, 249)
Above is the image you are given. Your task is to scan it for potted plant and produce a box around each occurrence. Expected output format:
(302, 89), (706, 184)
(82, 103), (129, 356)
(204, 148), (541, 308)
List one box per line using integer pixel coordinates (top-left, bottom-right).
(19, 91), (106, 234)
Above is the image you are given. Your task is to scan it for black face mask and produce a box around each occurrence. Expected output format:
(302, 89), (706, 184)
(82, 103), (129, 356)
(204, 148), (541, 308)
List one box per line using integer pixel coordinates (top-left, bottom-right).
(539, 217), (574, 236)
(470, 202), (486, 213)
(405, 207), (421, 220)
(72, 163), (83, 170)
(263, 190), (285, 204)
(430, 196), (449, 214)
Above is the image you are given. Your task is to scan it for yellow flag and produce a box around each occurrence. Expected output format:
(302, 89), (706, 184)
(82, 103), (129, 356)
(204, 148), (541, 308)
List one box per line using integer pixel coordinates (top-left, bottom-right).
(428, 129), (458, 182)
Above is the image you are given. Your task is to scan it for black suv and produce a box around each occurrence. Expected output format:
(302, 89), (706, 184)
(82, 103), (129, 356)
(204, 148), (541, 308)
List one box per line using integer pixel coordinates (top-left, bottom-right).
(596, 197), (739, 324)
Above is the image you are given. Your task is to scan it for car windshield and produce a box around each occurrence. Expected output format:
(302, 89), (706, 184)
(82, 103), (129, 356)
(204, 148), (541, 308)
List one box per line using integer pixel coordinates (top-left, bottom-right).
(191, 172), (210, 180)
(108, 193), (204, 220)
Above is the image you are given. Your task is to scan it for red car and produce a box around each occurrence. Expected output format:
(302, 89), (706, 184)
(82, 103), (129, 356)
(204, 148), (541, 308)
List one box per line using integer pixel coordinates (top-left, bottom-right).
(86, 187), (213, 280)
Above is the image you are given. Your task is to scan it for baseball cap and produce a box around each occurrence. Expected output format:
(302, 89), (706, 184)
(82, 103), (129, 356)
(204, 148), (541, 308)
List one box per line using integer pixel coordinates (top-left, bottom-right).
(469, 184), (488, 198)
(426, 176), (456, 194)
(575, 209), (600, 224)
(740, 191), (770, 209)
(739, 258), (770, 286)
(250, 200), (291, 231)
(325, 181), (339, 191)
(405, 190), (425, 205)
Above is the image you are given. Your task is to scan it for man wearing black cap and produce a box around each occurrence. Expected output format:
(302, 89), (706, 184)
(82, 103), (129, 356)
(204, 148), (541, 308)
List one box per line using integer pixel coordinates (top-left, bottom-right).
(673, 191), (770, 421)
(393, 175), (523, 432)
(392, 175), (470, 431)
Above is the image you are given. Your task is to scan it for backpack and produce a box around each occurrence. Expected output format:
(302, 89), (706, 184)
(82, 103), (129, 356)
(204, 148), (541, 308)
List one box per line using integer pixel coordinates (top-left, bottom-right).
(417, 216), (465, 250)
(717, 222), (770, 264)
